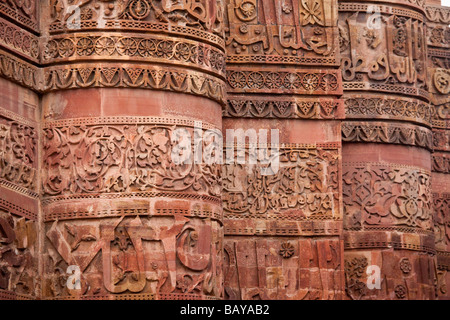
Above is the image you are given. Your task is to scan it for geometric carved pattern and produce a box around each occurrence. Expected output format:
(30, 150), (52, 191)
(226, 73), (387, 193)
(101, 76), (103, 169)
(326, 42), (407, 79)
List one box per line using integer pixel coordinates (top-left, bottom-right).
(226, 69), (342, 94)
(43, 64), (226, 104)
(345, 96), (432, 127)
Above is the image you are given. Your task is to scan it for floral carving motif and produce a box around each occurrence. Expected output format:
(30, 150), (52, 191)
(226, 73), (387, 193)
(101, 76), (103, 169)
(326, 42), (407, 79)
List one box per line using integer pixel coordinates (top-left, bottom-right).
(279, 242), (295, 259)
(343, 164), (432, 230)
(344, 257), (368, 300)
(43, 122), (222, 197)
(226, 70), (341, 93)
(399, 258), (412, 274)
(223, 146), (339, 217)
(0, 116), (37, 193)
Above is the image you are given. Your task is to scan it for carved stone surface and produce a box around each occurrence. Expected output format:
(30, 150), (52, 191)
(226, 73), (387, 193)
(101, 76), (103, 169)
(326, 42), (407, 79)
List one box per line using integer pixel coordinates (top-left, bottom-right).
(0, 0), (448, 301)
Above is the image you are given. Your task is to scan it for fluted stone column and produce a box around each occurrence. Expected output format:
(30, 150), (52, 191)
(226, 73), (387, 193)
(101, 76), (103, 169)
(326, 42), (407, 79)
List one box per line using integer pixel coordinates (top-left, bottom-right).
(425, 3), (450, 300)
(339, 0), (437, 299)
(0, 1), (40, 300)
(40, 0), (225, 300)
(222, 0), (346, 299)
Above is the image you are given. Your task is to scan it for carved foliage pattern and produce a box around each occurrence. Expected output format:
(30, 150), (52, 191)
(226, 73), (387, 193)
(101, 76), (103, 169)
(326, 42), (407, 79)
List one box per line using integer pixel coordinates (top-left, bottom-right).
(43, 65), (226, 104)
(345, 252), (437, 300)
(343, 164), (432, 230)
(342, 122), (433, 150)
(434, 193), (450, 252)
(43, 121), (222, 198)
(0, 116), (37, 193)
(223, 146), (339, 218)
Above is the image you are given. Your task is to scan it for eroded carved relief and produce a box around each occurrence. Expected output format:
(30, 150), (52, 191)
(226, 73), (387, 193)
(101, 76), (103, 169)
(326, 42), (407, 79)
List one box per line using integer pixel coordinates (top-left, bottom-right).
(344, 252), (437, 300)
(44, 214), (223, 299)
(225, 0), (338, 65)
(48, 0), (224, 37)
(339, 3), (428, 98)
(0, 208), (37, 299)
(42, 118), (222, 198)
(343, 163), (432, 230)
(224, 238), (343, 300)
(223, 144), (340, 219)
(0, 115), (37, 195)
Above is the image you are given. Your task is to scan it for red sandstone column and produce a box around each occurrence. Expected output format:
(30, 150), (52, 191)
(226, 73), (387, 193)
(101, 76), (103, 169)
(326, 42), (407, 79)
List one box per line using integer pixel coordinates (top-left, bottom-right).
(39, 0), (225, 300)
(0, 1), (41, 300)
(425, 3), (450, 300)
(222, 0), (346, 299)
(339, 0), (437, 299)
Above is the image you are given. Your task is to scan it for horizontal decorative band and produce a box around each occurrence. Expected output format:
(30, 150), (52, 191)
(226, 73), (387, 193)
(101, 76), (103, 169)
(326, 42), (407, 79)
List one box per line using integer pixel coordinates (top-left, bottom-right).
(0, 195), (37, 221)
(226, 54), (338, 66)
(43, 116), (219, 131)
(0, 289), (34, 301)
(343, 161), (431, 173)
(48, 20), (225, 49)
(338, 2), (425, 21)
(432, 152), (450, 173)
(42, 63), (226, 105)
(428, 48), (450, 58)
(0, 107), (37, 127)
(44, 205), (222, 223)
(344, 241), (436, 254)
(344, 96), (432, 127)
(425, 5), (450, 23)
(0, 2), (38, 32)
(0, 178), (38, 199)
(0, 17), (39, 63)
(47, 292), (215, 301)
(224, 219), (342, 236)
(342, 121), (433, 150)
(344, 231), (436, 254)
(226, 69), (342, 95)
(42, 33), (225, 78)
(343, 82), (430, 101)
(345, 225), (435, 236)
(41, 191), (222, 207)
(0, 48), (40, 91)
(224, 98), (344, 119)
